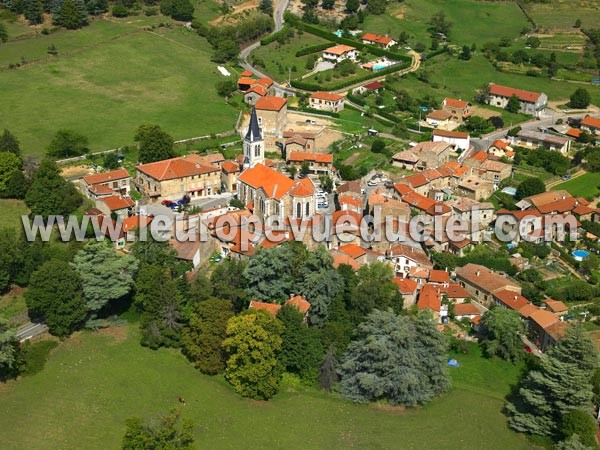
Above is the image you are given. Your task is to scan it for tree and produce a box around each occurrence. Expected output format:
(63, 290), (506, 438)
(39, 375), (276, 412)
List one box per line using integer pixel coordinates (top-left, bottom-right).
(111, 3), (128, 17)
(339, 309), (450, 405)
(345, 0), (359, 13)
(0, 130), (21, 156)
(1, 170), (29, 199)
(25, 158), (82, 218)
(135, 265), (184, 349)
(489, 116), (504, 129)
(507, 326), (598, 437)
(222, 310), (283, 400)
(556, 434), (592, 450)
(516, 177), (545, 201)
(570, 88), (591, 109)
(53, 0), (89, 29)
(479, 308), (525, 362)
(300, 160), (310, 176)
(428, 11), (452, 37)
(71, 240), (138, 315)
(0, 318), (19, 380)
(371, 139), (386, 154)
(103, 152), (120, 170)
(459, 45), (471, 60)
(212, 39), (239, 63)
(122, 409), (194, 450)
(321, 0), (334, 9)
(25, 259), (86, 337)
(366, 0), (386, 15)
(135, 125), (175, 164)
(0, 152), (22, 193)
(244, 246), (295, 302)
(560, 409), (597, 448)
(216, 79), (237, 98)
(574, 19), (582, 28)
(181, 298), (234, 374)
(0, 23), (7, 43)
(259, 0), (272, 15)
(159, 0), (194, 21)
(318, 344), (338, 392)
(210, 259), (248, 309)
(24, 0), (44, 24)
(506, 94), (521, 113)
(350, 263), (402, 316)
(46, 129), (89, 158)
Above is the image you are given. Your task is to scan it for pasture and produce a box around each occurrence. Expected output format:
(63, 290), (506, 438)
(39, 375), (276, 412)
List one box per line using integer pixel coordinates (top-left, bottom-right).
(0, 326), (534, 449)
(523, 0), (600, 30)
(551, 172), (600, 198)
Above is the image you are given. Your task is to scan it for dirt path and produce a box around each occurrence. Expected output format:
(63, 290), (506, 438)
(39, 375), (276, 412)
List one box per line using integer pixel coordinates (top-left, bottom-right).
(546, 169), (586, 189)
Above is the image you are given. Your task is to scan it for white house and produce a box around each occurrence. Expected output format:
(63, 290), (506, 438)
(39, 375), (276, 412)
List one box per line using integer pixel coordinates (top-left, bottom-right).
(487, 83), (547, 118)
(361, 33), (396, 50)
(322, 45), (358, 63)
(309, 91), (345, 112)
(432, 129), (470, 151)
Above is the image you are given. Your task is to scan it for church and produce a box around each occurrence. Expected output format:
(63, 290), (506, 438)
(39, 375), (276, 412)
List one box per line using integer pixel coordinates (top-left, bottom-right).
(237, 107), (318, 228)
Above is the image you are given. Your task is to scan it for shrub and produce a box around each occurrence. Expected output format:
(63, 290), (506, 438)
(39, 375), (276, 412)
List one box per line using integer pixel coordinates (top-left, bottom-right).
(17, 340), (59, 377)
(111, 4), (129, 17)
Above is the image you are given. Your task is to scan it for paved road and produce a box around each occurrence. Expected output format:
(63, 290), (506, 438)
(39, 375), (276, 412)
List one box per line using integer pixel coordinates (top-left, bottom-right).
(16, 322), (49, 342)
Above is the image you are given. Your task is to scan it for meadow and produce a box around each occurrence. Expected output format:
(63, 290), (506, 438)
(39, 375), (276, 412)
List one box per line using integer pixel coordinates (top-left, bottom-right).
(523, 0), (600, 29)
(0, 18), (239, 156)
(0, 199), (29, 230)
(0, 326), (534, 449)
(551, 171), (600, 198)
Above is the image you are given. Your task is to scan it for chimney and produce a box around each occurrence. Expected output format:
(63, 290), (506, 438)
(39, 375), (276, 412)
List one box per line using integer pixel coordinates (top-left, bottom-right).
(290, 293), (295, 299)
(476, 271), (480, 276)
(196, 163), (200, 169)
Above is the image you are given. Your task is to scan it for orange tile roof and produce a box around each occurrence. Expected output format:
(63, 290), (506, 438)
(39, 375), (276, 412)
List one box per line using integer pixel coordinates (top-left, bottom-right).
(237, 77), (255, 86)
(427, 109), (452, 121)
(444, 97), (469, 109)
(581, 115), (600, 130)
(491, 139), (510, 149)
(136, 155), (218, 181)
(324, 44), (356, 55)
(566, 128), (582, 138)
(240, 69), (253, 77)
(518, 303), (539, 319)
(339, 194), (362, 208)
(89, 184), (114, 195)
(402, 173), (429, 188)
(362, 33), (394, 45)
(310, 91), (343, 102)
(285, 295), (311, 314)
(489, 83), (541, 103)
(255, 96), (287, 111)
(332, 253), (361, 270)
(494, 289), (530, 311)
(249, 300), (281, 317)
(255, 77), (274, 87)
(245, 85), (268, 96)
(392, 277), (418, 294)
(529, 309), (560, 329)
(444, 283), (471, 299)
(221, 160), (240, 173)
(456, 263), (520, 294)
(99, 195), (134, 211)
(433, 129), (469, 139)
(332, 210), (363, 231)
(543, 299), (568, 314)
(418, 284), (441, 312)
(287, 151), (333, 164)
(289, 178), (315, 197)
(389, 243), (432, 267)
(83, 168), (129, 185)
(453, 303), (480, 316)
(429, 269), (450, 284)
(122, 215), (152, 232)
(238, 163), (311, 200)
(469, 150), (488, 163)
(545, 321), (568, 341)
(338, 243), (367, 259)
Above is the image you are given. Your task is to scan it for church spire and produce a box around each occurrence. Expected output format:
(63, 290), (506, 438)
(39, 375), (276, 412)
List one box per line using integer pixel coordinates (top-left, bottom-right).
(245, 106), (262, 142)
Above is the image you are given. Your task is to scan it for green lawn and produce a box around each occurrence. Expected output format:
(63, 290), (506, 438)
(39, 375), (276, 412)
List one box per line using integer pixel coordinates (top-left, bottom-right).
(0, 18), (239, 156)
(524, 0), (600, 29)
(0, 325), (534, 449)
(363, 0), (530, 47)
(0, 199), (29, 231)
(551, 172), (600, 198)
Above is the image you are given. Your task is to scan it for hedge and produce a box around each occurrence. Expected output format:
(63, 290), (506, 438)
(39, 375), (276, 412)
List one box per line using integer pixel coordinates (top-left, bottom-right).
(346, 92), (366, 106)
(422, 46), (449, 60)
(295, 42), (334, 57)
(260, 24), (291, 46)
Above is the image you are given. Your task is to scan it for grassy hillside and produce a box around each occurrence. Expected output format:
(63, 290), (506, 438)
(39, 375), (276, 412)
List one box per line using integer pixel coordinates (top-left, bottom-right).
(0, 18), (239, 156)
(0, 326), (534, 449)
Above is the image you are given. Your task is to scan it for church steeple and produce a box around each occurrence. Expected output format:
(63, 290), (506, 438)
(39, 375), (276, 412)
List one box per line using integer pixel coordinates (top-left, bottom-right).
(243, 106), (264, 169)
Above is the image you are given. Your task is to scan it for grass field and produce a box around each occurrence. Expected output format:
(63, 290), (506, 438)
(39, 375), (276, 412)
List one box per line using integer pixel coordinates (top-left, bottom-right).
(0, 199), (29, 230)
(363, 0), (530, 47)
(0, 326), (534, 449)
(524, 0), (600, 29)
(0, 18), (239, 156)
(551, 172), (600, 198)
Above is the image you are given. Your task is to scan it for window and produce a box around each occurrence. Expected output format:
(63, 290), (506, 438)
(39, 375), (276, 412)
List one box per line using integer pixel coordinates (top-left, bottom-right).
(296, 202), (301, 218)
(305, 202), (309, 216)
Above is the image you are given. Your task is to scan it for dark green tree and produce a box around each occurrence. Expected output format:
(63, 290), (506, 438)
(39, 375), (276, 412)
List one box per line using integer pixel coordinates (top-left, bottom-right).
(506, 94), (521, 113)
(181, 298), (234, 374)
(244, 245), (295, 302)
(259, 0), (272, 15)
(345, 0), (359, 13)
(135, 124), (175, 164)
(570, 88), (591, 109)
(53, 0), (88, 29)
(25, 158), (82, 218)
(0, 130), (21, 156)
(560, 409), (597, 448)
(0, 23), (7, 43)
(46, 129), (89, 158)
(479, 308), (525, 362)
(0, 318), (19, 380)
(216, 79), (237, 97)
(459, 44), (471, 60)
(122, 409), (194, 450)
(321, 0), (334, 9)
(210, 259), (248, 309)
(516, 176), (546, 200)
(1, 169), (30, 199)
(366, 0), (386, 15)
(350, 262), (402, 316)
(24, 0), (44, 24)
(371, 139), (386, 154)
(0, 152), (22, 193)
(318, 344), (338, 392)
(428, 10), (452, 37)
(24, 259), (86, 337)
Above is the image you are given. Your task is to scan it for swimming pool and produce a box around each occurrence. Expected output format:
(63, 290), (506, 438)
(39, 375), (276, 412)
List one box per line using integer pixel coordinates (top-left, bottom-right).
(373, 63), (389, 71)
(572, 250), (590, 261)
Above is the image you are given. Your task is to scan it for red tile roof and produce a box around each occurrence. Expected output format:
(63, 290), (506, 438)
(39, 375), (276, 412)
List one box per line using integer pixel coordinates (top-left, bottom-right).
(339, 194), (362, 208)
(489, 83), (541, 103)
(418, 284), (441, 312)
(529, 309), (560, 329)
(238, 163), (297, 200)
(221, 160), (240, 173)
(255, 77), (274, 88)
(491, 139), (510, 150)
(362, 81), (382, 90)
(287, 152), (333, 163)
(566, 128), (581, 138)
(494, 289), (530, 311)
(122, 215), (152, 232)
(433, 129), (469, 139)
(240, 69), (253, 77)
(362, 33), (394, 45)
(581, 115), (600, 130)
(310, 91), (343, 102)
(389, 243), (432, 267)
(332, 253), (361, 270)
(392, 277), (418, 294)
(285, 295), (311, 314)
(456, 263), (520, 294)
(453, 303), (480, 316)
(249, 300), (281, 317)
(255, 96), (287, 111)
(338, 244), (367, 259)
(429, 269), (450, 284)
(83, 168), (129, 185)
(469, 150), (488, 163)
(245, 85), (268, 96)
(543, 299), (568, 314)
(99, 195), (134, 211)
(444, 97), (469, 109)
(324, 44), (356, 55)
(237, 77), (255, 86)
(136, 155), (218, 181)
(444, 283), (471, 299)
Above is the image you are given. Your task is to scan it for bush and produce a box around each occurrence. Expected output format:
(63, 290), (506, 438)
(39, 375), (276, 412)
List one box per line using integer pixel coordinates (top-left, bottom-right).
(261, 24), (291, 45)
(17, 340), (59, 377)
(295, 42), (333, 57)
(111, 4), (129, 17)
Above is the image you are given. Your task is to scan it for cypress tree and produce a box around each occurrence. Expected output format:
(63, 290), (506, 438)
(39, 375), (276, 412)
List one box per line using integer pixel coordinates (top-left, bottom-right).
(53, 0), (88, 29)
(24, 0), (44, 24)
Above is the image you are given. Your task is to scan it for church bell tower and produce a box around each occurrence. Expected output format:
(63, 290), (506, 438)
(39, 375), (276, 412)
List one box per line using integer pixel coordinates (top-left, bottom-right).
(243, 106), (264, 169)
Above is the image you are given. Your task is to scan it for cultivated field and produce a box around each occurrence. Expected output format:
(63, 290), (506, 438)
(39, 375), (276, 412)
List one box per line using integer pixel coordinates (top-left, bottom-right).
(524, 0), (600, 30)
(0, 326), (534, 449)
(0, 18), (239, 156)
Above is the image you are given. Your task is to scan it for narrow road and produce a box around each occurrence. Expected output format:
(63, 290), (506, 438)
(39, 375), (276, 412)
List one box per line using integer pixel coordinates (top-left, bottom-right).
(546, 169), (586, 189)
(16, 322), (49, 342)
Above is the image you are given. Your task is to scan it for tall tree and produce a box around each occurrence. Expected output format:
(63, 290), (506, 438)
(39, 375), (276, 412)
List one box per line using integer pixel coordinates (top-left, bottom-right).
(244, 245), (295, 302)
(507, 326), (598, 437)
(569, 88), (591, 109)
(0, 318), (19, 380)
(71, 240), (138, 315)
(135, 125), (175, 164)
(24, 259), (86, 337)
(222, 310), (283, 400)
(0, 228), (19, 293)
(506, 94), (521, 113)
(259, 0), (272, 15)
(479, 308), (526, 362)
(428, 10), (452, 37)
(25, 158), (82, 218)
(516, 177), (546, 201)
(318, 344), (338, 392)
(122, 409), (194, 450)
(345, 0), (359, 13)
(0, 129), (21, 156)
(24, 0), (44, 24)
(350, 262), (402, 316)
(0, 152), (22, 193)
(181, 298), (234, 374)
(210, 259), (248, 309)
(560, 409), (597, 448)
(53, 0), (88, 29)
(46, 129), (89, 158)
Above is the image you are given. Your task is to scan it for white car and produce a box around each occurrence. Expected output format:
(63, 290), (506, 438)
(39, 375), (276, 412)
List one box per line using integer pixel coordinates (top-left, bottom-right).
(367, 180), (378, 187)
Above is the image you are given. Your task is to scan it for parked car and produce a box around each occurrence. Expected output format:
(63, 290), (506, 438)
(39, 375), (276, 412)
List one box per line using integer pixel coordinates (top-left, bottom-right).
(562, 174), (571, 181)
(367, 180), (378, 187)
(161, 200), (175, 208)
(305, 119), (317, 125)
(317, 202), (329, 209)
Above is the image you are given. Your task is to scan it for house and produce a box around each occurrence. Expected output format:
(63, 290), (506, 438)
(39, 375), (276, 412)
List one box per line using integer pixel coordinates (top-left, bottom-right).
(331, 252), (362, 270)
(338, 243), (368, 265)
(417, 284), (443, 322)
(478, 159), (513, 187)
(221, 160), (241, 193)
(392, 277), (419, 308)
(488, 139), (514, 160)
(487, 83), (547, 117)
(457, 175), (495, 200)
(254, 96), (288, 135)
(513, 130), (571, 155)
(391, 141), (454, 171)
(282, 130), (317, 155)
(493, 289), (531, 312)
(543, 299), (569, 317)
(426, 110), (452, 127)
(170, 239), (201, 268)
(528, 309), (567, 352)
(432, 129), (470, 151)
(455, 263), (520, 306)
(353, 81), (383, 95)
(581, 115), (600, 135)
(362, 33), (396, 49)
(309, 91), (344, 113)
(338, 194), (363, 214)
(441, 98), (472, 122)
(453, 302), (481, 321)
(249, 295), (312, 320)
(286, 152), (333, 176)
(428, 269), (450, 287)
(135, 154), (221, 201)
(387, 243), (433, 277)
(81, 168), (130, 199)
(322, 44), (358, 63)
(244, 85), (268, 105)
(442, 283), (471, 303)
(452, 197), (495, 229)
(237, 163), (316, 225)
(95, 195), (134, 218)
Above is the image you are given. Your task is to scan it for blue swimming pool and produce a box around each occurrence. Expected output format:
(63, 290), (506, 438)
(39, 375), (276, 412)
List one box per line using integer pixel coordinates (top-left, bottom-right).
(572, 250), (590, 261)
(373, 64), (388, 71)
